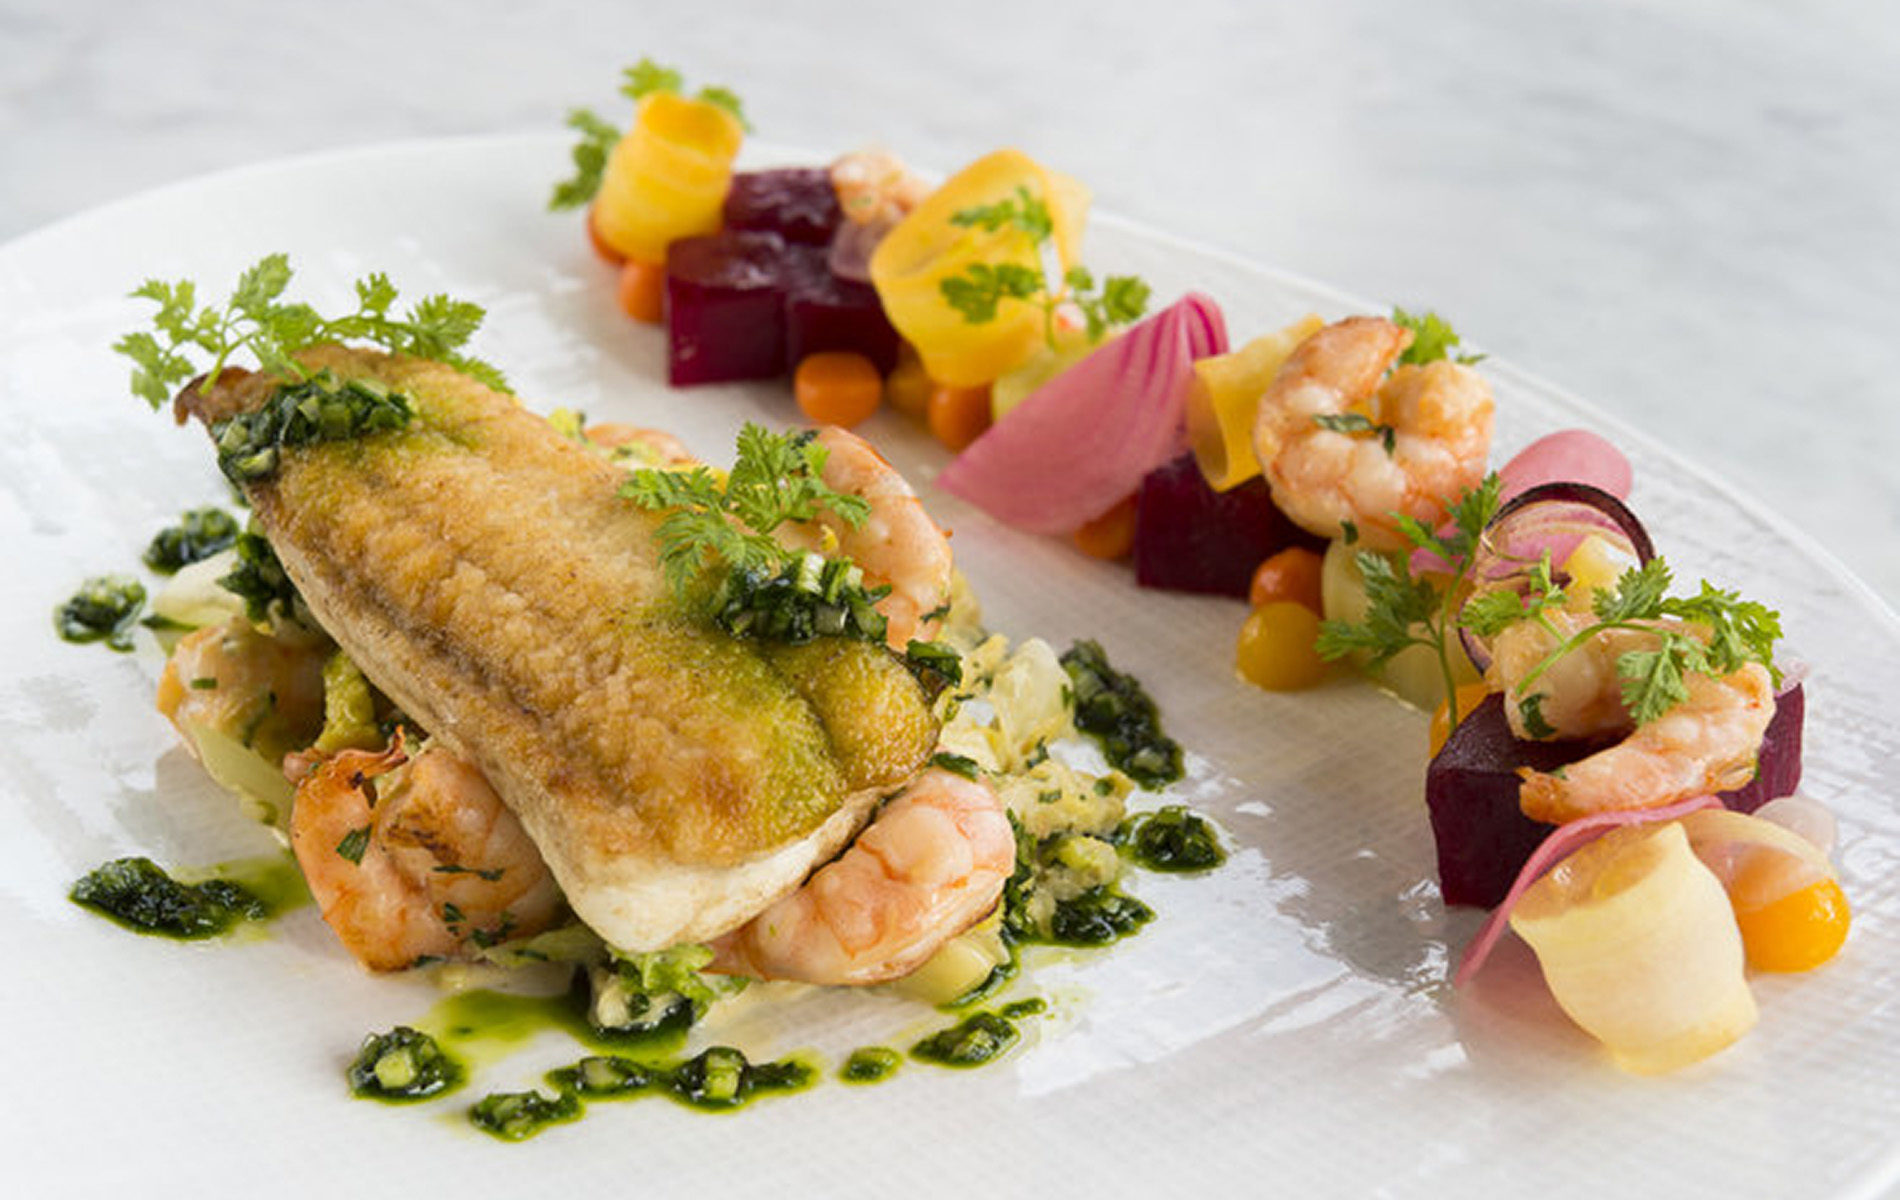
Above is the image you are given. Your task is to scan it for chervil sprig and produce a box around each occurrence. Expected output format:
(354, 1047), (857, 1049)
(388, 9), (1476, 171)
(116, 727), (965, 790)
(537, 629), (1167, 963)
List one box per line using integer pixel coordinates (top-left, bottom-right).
(1314, 473), (1504, 726)
(939, 186), (1150, 350)
(1393, 307), (1484, 366)
(548, 109), (621, 211)
(115, 254), (508, 408)
(620, 424), (870, 598)
(1500, 558), (1782, 727)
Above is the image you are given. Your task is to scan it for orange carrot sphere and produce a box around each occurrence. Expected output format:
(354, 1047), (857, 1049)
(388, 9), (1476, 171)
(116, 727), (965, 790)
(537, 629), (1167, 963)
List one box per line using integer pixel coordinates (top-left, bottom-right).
(794, 352), (884, 428)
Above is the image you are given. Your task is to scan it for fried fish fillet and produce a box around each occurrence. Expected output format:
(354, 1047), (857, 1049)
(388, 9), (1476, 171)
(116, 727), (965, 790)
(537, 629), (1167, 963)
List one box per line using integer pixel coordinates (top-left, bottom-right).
(189, 346), (938, 951)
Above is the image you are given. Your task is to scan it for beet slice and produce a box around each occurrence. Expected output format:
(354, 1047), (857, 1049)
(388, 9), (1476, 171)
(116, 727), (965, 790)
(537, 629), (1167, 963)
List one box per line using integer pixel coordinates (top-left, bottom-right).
(1132, 454), (1324, 597)
(665, 230), (793, 386)
(1427, 683), (1805, 908)
(783, 245), (901, 375)
(722, 168), (841, 246)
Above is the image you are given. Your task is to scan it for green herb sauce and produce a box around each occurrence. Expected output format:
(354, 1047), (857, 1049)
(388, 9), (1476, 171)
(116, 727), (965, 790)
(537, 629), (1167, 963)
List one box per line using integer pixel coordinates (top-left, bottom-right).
(468, 1088), (581, 1140)
(54, 575), (147, 651)
(1118, 805), (1226, 872)
(347, 1026), (464, 1101)
(69, 855), (270, 938)
(144, 507), (240, 574)
(1045, 886), (1153, 946)
(1059, 639), (1183, 788)
(546, 1054), (655, 1098)
(911, 1011), (1021, 1069)
(667, 1046), (815, 1111)
(840, 1046), (902, 1084)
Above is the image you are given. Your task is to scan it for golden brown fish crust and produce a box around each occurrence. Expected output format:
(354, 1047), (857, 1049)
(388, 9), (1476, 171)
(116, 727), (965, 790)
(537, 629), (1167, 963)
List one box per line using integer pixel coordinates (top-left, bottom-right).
(196, 347), (937, 948)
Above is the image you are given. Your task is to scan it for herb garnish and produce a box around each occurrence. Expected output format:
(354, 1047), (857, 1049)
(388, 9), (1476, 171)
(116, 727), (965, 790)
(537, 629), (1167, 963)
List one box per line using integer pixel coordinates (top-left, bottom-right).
(218, 531), (303, 627)
(212, 371), (414, 485)
(1314, 473), (1504, 727)
(939, 186), (1150, 349)
(143, 507), (240, 574)
(1492, 557), (1781, 727)
(1393, 307), (1483, 366)
(550, 57), (750, 211)
(115, 254), (507, 408)
(54, 575), (147, 651)
(1059, 639), (1183, 789)
(621, 424), (918, 647)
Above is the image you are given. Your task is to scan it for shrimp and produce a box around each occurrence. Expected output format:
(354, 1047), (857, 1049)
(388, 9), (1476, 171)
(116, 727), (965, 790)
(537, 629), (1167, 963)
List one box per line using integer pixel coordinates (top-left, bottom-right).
(584, 422), (696, 468)
(779, 425), (954, 649)
(1493, 610), (1778, 825)
(156, 616), (328, 764)
(829, 148), (930, 227)
(288, 737), (562, 971)
(707, 766), (1015, 986)
(1252, 315), (1493, 551)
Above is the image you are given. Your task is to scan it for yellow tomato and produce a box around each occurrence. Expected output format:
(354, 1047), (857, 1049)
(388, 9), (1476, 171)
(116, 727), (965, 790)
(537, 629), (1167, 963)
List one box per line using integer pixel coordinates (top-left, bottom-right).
(593, 92), (746, 264)
(1734, 876), (1851, 973)
(1427, 682), (1494, 756)
(1236, 602), (1329, 691)
(869, 149), (1090, 388)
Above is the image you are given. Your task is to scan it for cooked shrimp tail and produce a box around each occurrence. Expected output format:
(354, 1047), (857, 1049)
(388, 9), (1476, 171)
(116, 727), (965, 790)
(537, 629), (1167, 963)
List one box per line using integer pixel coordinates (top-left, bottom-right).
(708, 767), (1015, 986)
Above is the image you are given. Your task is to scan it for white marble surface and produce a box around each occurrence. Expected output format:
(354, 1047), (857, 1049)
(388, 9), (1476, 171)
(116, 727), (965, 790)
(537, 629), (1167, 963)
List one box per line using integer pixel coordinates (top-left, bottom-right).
(3, 0), (1895, 611)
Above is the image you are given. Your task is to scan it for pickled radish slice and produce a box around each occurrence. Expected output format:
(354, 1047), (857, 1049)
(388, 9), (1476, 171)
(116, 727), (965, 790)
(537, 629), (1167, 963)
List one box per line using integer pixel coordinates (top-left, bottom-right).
(1507, 820), (1757, 1074)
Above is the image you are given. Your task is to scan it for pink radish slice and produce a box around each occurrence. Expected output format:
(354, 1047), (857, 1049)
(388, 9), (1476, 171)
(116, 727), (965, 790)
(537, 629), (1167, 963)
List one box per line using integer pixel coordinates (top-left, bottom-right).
(936, 293), (1229, 535)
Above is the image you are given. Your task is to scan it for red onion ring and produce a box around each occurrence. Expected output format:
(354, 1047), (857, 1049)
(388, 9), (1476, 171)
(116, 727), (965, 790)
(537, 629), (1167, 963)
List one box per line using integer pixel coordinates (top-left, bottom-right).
(1457, 481), (1656, 673)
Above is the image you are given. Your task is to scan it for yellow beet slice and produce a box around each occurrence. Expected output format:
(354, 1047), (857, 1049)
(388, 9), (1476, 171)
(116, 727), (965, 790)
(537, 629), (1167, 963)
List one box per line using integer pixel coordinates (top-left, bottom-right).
(870, 149), (1090, 387)
(1186, 314), (1324, 490)
(593, 92), (746, 264)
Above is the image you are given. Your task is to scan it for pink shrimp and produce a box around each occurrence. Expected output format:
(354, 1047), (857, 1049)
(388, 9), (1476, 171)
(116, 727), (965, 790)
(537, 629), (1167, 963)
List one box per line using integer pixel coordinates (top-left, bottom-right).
(287, 737), (562, 971)
(708, 767), (1015, 986)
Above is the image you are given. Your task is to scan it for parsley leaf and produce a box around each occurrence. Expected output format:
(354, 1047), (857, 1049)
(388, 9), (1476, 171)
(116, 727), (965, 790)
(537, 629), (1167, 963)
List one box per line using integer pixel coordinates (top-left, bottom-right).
(116, 255), (508, 407)
(1312, 412), (1397, 455)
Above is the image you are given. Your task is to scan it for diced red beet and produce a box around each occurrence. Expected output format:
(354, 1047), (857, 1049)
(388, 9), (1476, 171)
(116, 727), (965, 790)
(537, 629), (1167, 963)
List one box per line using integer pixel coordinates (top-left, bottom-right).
(1132, 454), (1325, 597)
(722, 169), (842, 246)
(1427, 684), (1806, 908)
(665, 231), (793, 386)
(783, 245), (901, 375)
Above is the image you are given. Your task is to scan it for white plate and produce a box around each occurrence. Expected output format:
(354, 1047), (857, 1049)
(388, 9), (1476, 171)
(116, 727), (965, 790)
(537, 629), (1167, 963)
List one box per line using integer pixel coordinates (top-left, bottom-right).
(4, 133), (1898, 1199)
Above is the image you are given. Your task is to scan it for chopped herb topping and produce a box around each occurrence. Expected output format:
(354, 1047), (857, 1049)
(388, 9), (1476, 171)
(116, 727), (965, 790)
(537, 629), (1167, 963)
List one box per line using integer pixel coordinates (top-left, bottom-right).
(1312, 411), (1397, 455)
(623, 424), (900, 647)
(335, 826), (372, 866)
(548, 1055), (655, 1098)
(469, 1088), (581, 1140)
(667, 1047), (811, 1110)
(1516, 692), (1557, 740)
(1060, 639), (1183, 789)
(911, 1012), (1021, 1068)
(1045, 886), (1154, 945)
(69, 856), (266, 938)
(348, 1026), (464, 1101)
(54, 575), (146, 651)
(212, 371), (413, 485)
(143, 507), (240, 574)
(217, 532), (302, 627)
(433, 863), (505, 882)
(840, 1047), (902, 1084)
(1118, 805), (1226, 872)
(930, 751), (983, 781)
(115, 253), (507, 409)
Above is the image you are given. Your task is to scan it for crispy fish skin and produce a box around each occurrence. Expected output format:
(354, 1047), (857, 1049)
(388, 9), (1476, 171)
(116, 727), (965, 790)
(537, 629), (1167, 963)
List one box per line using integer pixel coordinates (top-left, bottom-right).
(199, 347), (937, 949)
